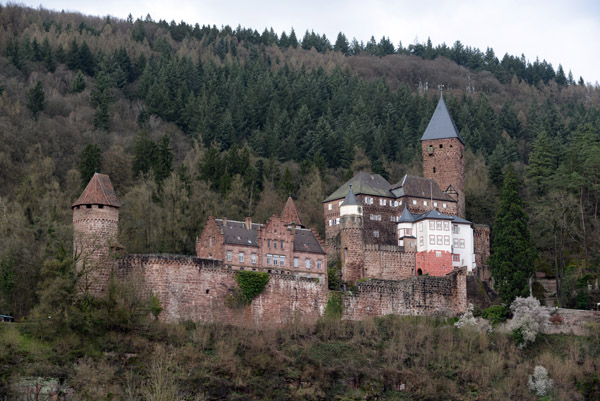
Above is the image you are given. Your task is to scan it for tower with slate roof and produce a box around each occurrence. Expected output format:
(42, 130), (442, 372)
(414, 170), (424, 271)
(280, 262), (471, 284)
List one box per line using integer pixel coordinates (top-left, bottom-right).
(421, 95), (466, 218)
(72, 173), (121, 295)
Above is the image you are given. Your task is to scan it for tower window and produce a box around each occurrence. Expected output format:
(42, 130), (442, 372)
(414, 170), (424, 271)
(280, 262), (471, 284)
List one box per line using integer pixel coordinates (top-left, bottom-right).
(427, 145), (434, 154)
(433, 167), (436, 173)
(439, 144), (443, 149)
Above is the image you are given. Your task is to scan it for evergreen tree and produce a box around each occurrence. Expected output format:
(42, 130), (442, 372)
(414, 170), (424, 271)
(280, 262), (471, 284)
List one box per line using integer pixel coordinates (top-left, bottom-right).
(488, 166), (536, 303)
(71, 71), (86, 93)
(154, 135), (174, 184)
(288, 28), (298, 48)
(334, 32), (349, 55)
(132, 131), (158, 176)
(78, 144), (102, 187)
(27, 81), (46, 119)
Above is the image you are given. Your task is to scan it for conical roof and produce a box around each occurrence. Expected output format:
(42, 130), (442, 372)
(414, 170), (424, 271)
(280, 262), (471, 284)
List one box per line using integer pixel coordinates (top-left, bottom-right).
(421, 95), (464, 144)
(341, 187), (362, 206)
(281, 197), (303, 226)
(72, 173), (120, 208)
(397, 206), (415, 223)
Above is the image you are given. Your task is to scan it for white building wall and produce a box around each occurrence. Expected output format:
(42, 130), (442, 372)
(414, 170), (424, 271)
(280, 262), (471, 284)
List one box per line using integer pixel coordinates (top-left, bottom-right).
(451, 223), (475, 271)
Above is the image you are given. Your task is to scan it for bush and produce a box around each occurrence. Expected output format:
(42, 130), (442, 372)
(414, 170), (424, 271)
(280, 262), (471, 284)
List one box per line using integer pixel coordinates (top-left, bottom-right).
(528, 365), (553, 397)
(324, 292), (343, 320)
(226, 271), (270, 308)
(481, 304), (510, 326)
(508, 296), (549, 349)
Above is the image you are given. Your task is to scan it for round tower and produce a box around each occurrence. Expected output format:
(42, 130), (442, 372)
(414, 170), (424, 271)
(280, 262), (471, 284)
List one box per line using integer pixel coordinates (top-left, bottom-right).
(72, 173), (120, 295)
(421, 95), (466, 218)
(339, 186), (365, 283)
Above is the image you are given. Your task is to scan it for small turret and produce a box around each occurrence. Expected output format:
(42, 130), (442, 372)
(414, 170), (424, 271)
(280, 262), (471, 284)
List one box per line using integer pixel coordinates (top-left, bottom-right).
(339, 186), (364, 282)
(72, 173), (120, 295)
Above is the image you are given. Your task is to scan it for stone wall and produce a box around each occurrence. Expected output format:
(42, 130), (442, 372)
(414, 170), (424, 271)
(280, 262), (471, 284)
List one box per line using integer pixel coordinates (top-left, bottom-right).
(116, 254), (327, 326)
(473, 224), (490, 269)
(363, 244), (416, 280)
(541, 307), (600, 336)
(343, 268), (467, 320)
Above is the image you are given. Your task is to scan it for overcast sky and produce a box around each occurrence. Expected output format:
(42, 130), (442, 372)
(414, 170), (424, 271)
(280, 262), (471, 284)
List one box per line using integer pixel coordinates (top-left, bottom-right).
(11, 0), (600, 84)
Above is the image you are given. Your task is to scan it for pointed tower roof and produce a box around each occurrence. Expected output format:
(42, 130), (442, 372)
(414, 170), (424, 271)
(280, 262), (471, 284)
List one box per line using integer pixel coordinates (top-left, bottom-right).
(341, 186), (362, 206)
(397, 206), (415, 223)
(281, 197), (303, 226)
(72, 173), (120, 208)
(421, 95), (464, 144)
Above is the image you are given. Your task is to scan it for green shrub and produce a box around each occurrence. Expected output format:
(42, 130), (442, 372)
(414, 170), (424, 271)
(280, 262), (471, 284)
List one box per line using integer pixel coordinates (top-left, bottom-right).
(324, 292), (343, 320)
(481, 304), (510, 325)
(147, 293), (163, 320)
(226, 271), (270, 308)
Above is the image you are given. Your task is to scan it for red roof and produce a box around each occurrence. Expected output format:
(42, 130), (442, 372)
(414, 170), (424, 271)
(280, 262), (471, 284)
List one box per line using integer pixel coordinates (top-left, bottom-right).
(72, 173), (120, 208)
(281, 197), (303, 226)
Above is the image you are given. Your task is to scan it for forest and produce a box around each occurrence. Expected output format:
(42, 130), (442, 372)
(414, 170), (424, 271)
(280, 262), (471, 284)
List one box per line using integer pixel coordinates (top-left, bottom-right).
(0, 3), (600, 319)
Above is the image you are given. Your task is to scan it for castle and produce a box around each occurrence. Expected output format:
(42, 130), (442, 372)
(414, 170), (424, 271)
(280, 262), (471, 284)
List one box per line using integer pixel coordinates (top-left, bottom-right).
(72, 95), (477, 325)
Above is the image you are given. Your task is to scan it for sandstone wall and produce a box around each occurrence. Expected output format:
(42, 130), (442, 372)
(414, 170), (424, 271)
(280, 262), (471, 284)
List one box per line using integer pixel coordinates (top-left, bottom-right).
(117, 254), (327, 326)
(363, 245), (415, 280)
(342, 268), (467, 320)
(541, 307), (600, 336)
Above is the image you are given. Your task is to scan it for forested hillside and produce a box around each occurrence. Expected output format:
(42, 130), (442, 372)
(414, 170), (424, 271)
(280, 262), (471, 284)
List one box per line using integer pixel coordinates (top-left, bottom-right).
(1, 4), (600, 318)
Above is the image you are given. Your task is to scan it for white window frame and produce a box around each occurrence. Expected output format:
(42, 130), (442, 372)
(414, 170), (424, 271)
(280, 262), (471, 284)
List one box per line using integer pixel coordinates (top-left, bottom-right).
(424, 200), (428, 206)
(317, 260), (322, 269)
(444, 235), (450, 245)
(436, 221), (442, 230)
(280, 255), (285, 266)
(305, 259), (311, 269)
(434, 202), (438, 208)
(429, 235), (435, 245)
(239, 252), (244, 263)
(273, 255), (279, 265)
(373, 230), (379, 238)
(437, 235), (443, 245)
(251, 254), (256, 264)
(328, 204), (332, 210)
(412, 200), (417, 205)
(227, 251), (232, 262)
(294, 257), (299, 268)
(444, 222), (449, 231)
(429, 221), (435, 230)
(267, 254), (272, 265)
(443, 203), (447, 208)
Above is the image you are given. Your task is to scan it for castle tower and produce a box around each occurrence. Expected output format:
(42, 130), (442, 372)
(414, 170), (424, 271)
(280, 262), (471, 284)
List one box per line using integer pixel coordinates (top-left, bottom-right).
(72, 173), (120, 295)
(339, 186), (365, 283)
(281, 196), (303, 227)
(421, 95), (466, 218)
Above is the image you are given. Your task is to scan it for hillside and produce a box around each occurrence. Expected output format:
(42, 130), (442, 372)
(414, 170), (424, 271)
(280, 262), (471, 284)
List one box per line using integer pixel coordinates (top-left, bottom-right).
(0, 3), (600, 319)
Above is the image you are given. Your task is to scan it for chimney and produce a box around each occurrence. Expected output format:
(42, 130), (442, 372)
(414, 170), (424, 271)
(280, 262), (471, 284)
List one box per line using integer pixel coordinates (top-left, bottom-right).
(245, 217), (252, 230)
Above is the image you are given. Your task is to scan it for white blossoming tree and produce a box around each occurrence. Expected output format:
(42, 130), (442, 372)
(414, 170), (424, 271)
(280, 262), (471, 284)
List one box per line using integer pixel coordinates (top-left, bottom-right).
(508, 296), (550, 348)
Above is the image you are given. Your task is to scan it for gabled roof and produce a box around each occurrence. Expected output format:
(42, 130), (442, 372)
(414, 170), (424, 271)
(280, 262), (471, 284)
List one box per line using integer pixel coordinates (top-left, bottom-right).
(451, 215), (472, 224)
(324, 172), (393, 202)
(281, 197), (303, 227)
(414, 209), (455, 222)
(390, 175), (455, 202)
(341, 187), (362, 206)
(397, 207), (415, 223)
(72, 173), (120, 208)
(293, 228), (326, 255)
(421, 95), (464, 144)
(215, 219), (261, 247)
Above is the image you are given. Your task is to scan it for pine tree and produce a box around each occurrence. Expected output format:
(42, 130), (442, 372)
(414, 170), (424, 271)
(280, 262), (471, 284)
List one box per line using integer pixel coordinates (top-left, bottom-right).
(27, 81), (46, 119)
(154, 135), (173, 184)
(133, 131), (158, 176)
(71, 71), (86, 93)
(489, 166), (536, 303)
(78, 144), (102, 187)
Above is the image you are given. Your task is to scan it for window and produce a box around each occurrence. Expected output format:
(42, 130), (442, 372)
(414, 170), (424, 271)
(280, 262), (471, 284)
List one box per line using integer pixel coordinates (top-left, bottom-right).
(328, 204), (332, 210)
(274, 241), (277, 249)
(444, 236), (450, 245)
(433, 167), (436, 174)
(280, 256), (285, 266)
(429, 221), (435, 230)
(412, 200), (417, 205)
(317, 260), (322, 269)
(239, 252), (244, 263)
(460, 239), (465, 249)
(429, 235), (435, 245)
(305, 259), (311, 269)
(267, 240), (271, 248)
(267, 254), (272, 265)
(437, 235), (443, 245)
(251, 254), (256, 264)
(453, 238), (459, 247)
(400, 200), (403, 205)
(294, 258), (299, 268)
(453, 225), (460, 234)
(420, 236), (424, 246)
(436, 251), (442, 257)
(273, 255), (279, 265)
(380, 199), (387, 206)
(434, 202), (438, 208)
(227, 251), (232, 262)
(365, 197), (373, 204)
(419, 222), (423, 232)
(443, 203), (447, 208)
(335, 218), (340, 225)
(424, 201), (428, 206)
(209, 237), (213, 247)
(373, 230), (379, 238)
(281, 241), (284, 249)
(453, 254), (460, 262)
(444, 222), (449, 231)
(436, 221), (442, 230)
(329, 219), (333, 226)
(439, 144), (443, 149)
(339, 201), (343, 206)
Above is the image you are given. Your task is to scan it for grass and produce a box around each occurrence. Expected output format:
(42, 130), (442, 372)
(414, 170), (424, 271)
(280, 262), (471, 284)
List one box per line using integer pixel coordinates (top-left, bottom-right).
(1, 316), (599, 400)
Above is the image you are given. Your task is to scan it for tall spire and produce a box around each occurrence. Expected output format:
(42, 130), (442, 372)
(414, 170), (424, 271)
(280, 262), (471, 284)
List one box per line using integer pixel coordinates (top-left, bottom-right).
(420, 95), (464, 144)
(281, 196), (303, 226)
